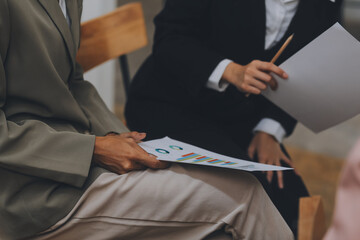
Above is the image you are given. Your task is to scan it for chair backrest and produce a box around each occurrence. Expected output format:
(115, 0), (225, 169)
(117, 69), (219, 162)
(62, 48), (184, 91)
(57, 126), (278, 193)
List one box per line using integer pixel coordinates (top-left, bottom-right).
(298, 196), (327, 240)
(77, 2), (147, 72)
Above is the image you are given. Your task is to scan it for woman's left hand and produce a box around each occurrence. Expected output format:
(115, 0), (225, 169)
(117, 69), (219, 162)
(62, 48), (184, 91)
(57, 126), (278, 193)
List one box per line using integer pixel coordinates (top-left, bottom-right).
(248, 131), (295, 189)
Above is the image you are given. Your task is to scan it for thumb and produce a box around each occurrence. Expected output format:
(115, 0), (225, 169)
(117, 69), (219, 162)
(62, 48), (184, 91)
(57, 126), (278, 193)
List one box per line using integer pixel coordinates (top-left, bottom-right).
(122, 132), (147, 142)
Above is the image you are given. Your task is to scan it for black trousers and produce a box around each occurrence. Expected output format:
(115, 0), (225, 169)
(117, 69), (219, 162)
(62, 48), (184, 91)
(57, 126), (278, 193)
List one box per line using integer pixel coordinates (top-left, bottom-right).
(125, 98), (309, 236)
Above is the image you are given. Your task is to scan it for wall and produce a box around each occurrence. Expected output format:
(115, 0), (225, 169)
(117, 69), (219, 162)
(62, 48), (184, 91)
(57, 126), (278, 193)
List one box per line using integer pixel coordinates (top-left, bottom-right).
(81, 0), (117, 110)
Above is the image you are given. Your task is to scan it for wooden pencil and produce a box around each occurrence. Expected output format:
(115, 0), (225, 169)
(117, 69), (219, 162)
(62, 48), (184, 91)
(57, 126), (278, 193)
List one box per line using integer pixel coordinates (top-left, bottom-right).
(270, 34), (294, 64)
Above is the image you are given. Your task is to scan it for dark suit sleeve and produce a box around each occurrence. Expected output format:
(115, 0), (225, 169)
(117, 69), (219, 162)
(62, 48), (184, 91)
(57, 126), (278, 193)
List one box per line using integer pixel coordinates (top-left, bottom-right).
(69, 62), (129, 136)
(262, 99), (297, 136)
(153, 0), (225, 97)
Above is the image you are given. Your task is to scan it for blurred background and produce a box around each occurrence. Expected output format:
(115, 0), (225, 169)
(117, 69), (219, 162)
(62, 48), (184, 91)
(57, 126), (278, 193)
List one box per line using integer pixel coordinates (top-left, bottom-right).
(81, 0), (360, 227)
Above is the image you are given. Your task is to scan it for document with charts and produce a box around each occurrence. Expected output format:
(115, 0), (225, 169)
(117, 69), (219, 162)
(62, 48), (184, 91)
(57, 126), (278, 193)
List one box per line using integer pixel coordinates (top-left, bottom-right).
(139, 137), (292, 172)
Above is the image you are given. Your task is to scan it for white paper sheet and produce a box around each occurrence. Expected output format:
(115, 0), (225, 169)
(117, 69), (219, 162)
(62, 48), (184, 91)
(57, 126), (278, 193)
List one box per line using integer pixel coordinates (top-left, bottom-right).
(139, 137), (292, 172)
(263, 23), (360, 133)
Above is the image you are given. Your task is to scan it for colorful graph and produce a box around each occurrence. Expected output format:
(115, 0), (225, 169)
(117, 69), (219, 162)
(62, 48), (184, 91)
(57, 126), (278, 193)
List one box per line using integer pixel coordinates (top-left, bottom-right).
(176, 152), (238, 166)
(169, 145), (183, 150)
(156, 149), (170, 154)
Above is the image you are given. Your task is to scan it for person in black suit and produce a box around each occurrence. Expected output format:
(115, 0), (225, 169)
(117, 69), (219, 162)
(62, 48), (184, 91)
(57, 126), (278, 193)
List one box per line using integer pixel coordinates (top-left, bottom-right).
(125, 0), (342, 235)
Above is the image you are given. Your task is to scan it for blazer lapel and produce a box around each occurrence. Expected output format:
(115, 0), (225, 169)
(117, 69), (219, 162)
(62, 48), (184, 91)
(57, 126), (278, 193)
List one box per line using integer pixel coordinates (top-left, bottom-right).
(38, 0), (76, 67)
(231, 0), (266, 56)
(249, 0), (266, 55)
(66, 0), (81, 50)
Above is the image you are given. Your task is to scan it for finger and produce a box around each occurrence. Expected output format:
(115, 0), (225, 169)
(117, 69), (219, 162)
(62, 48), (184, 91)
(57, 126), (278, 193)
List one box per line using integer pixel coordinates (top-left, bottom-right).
(248, 145), (256, 160)
(242, 85), (261, 95)
(257, 154), (268, 164)
(280, 153), (295, 169)
(268, 77), (278, 90)
(257, 154), (269, 174)
(258, 62), (288, 79)
(128, 162), (147, 171)
(252, 70), (272, 84)
(139, 157), (170, 169)
(281, 154), (300, 175)
(249, 78), (268, 91)
(133, 145), (170, 169)
(121, 161), (148, 173)
(119, 132), (135, 138)
(277, 170), (284, 189)
(121, 132), (147, 142)
(267, 171), (274, 183)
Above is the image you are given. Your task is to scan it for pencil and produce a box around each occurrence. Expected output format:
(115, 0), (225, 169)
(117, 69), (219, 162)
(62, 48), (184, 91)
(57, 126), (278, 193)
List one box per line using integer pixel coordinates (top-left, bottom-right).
(270, 34), (294, 64)
(245, 34), (294, 97)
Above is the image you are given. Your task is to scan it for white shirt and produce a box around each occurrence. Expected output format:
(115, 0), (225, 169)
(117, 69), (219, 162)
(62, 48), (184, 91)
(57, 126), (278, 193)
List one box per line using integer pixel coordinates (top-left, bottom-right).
(59, 0), (70, 26)
(207, 0), (300, 142)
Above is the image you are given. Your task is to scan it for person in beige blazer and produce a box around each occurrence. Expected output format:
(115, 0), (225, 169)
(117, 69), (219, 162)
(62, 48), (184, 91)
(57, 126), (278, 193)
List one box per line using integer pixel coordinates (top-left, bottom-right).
(0, 1), (294, 239)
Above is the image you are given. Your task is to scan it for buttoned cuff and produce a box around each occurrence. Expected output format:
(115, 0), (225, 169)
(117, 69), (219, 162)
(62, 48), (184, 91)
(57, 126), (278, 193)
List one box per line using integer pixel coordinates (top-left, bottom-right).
(253, 118), (286, 143)
(206, 59), (232, 92)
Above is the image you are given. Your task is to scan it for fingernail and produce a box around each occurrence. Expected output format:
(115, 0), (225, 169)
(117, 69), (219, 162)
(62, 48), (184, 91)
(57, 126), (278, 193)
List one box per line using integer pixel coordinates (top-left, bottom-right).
(283, 73), (288, 79)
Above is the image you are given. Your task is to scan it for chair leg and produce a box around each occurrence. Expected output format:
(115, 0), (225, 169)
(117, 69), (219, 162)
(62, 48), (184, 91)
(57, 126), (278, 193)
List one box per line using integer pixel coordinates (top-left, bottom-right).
(119, 55), (131, 98)
(298, 196), (326, 240)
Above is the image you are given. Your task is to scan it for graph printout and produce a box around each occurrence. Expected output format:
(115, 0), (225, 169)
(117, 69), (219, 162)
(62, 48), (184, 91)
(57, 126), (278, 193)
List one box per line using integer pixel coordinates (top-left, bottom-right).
(139, 137), (292, 172)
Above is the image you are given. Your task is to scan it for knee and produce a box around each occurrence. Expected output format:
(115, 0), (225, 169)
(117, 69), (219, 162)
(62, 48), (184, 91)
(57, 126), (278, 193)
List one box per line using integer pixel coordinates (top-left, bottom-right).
(238, 172), (263, 190)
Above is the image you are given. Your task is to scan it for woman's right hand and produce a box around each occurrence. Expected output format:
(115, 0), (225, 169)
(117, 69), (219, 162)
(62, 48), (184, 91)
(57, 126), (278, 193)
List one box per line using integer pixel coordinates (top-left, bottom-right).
(93, 132), (169, 174)
(222, 60), (288, 95)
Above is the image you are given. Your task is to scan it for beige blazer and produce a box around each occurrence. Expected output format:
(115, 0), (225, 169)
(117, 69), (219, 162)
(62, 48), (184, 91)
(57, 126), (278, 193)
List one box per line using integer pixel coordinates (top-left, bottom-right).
(0, 0), (128, 239)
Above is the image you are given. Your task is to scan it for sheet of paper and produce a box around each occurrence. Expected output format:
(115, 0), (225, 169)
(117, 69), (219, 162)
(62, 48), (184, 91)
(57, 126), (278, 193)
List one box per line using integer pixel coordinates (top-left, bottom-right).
(139, 137), (292, 172)
(263, 23), (360, 133)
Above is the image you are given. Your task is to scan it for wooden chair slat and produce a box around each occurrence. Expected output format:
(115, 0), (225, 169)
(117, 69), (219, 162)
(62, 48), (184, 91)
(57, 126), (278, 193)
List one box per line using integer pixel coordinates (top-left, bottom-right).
(298, 196), (327, 240)
(77, 2), (148, 72)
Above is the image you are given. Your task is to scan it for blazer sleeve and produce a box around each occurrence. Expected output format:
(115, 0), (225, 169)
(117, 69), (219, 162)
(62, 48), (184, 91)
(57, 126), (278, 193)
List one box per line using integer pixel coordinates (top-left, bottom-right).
(0, 61), (96, 188)
(0, 3), (95, 188)
(261, 98), (297, 136)
(153, 0), (225, 97)
(69, 62), (129, 136)
(70, 1), (128, 136)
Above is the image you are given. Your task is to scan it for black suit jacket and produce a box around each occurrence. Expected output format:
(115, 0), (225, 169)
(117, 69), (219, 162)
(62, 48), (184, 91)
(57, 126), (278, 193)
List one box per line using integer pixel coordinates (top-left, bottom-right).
(126, 0), (342, 138)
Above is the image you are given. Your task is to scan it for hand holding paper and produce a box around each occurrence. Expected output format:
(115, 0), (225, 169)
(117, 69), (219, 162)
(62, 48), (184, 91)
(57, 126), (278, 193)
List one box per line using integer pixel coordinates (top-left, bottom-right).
(263, 23), (360, 133)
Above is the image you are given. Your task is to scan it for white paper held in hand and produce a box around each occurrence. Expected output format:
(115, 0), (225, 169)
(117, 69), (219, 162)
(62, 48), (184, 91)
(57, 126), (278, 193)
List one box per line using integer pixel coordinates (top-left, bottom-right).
(263, 23), (360, 133)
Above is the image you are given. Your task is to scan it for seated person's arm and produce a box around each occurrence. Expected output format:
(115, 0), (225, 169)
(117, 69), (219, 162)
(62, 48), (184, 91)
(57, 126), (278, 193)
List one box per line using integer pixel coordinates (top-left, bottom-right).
(0, 7), (95, 187)
(213, 60), (296, 188)
(69, 62), (128, 136)
(0, 67), (94, 188)
(154, 0), (288, 96)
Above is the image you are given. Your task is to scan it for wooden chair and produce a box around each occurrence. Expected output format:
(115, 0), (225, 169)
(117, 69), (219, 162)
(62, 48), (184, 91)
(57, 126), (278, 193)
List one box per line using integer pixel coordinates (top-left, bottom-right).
(298, 196), (327, 240)
(77, 2), (148, 98)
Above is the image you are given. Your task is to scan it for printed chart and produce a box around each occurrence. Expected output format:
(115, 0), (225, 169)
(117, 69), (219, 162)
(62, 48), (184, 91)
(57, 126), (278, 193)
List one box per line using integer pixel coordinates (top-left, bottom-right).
(139, 137), (291, 172)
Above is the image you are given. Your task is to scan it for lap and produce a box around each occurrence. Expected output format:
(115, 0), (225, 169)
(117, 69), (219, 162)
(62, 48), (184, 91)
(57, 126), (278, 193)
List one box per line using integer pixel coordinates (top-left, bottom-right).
(34, 165), (293, 240)
(126, 99), (309, 235)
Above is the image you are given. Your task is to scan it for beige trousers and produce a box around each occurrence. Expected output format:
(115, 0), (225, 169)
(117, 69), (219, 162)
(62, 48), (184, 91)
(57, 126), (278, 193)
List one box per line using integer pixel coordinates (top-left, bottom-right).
(33, 164), (293, 240)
